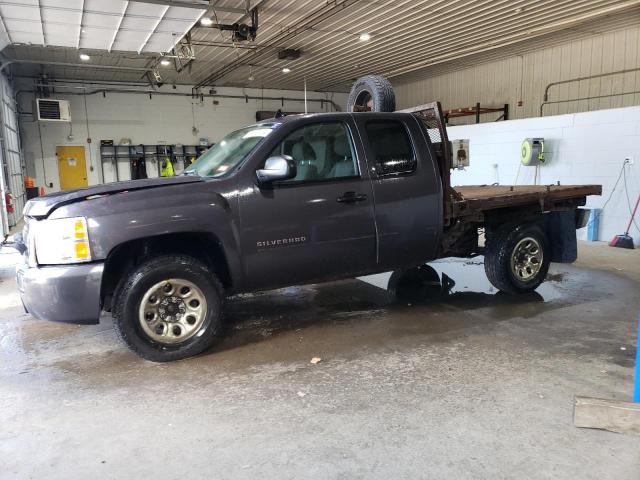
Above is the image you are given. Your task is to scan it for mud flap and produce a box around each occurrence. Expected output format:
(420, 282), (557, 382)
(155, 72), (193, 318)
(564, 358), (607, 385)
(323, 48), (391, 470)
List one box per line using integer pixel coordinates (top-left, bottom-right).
(544, 210), (578, 263)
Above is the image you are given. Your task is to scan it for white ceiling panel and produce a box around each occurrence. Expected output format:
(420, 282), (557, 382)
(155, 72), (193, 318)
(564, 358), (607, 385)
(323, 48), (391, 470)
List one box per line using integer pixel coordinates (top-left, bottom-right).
(0, 0), (202, 53)
(143, 32), (180, 53)
(111, 29), (147, 52)
(41, 7), (81, 25)
(0, 4), (41, 22)
(40, 0), (82, 7)
(7, 31), (41, 45)
(81, 26), (115, 50)
(82, 12), (123, 29)
(84, 0), (129, 15)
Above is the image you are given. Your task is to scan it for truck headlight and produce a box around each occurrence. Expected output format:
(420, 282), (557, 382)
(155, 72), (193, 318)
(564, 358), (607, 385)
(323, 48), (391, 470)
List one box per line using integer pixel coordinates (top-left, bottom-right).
(34, 217), (92, 265)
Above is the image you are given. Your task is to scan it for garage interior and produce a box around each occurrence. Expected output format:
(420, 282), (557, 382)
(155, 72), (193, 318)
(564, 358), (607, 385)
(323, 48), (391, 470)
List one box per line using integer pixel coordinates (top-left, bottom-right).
(1, 0), (640, 478)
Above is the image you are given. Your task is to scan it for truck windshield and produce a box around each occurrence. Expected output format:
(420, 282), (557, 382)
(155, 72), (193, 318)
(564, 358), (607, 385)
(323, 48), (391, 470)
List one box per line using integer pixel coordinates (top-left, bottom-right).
(185, 124), (277, 177)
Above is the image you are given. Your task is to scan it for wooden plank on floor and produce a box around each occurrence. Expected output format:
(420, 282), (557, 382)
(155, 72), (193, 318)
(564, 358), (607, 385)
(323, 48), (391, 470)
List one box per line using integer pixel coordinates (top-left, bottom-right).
(574, 396), (640, 436)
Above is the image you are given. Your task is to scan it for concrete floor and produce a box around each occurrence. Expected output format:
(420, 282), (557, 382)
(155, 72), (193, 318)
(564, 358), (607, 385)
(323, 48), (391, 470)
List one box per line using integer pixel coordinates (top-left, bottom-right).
(1, 242), (639, 479)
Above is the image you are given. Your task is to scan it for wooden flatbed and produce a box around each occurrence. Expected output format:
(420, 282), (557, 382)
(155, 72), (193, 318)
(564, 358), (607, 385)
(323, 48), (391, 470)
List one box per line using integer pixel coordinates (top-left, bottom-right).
(454, 184), (602, 212)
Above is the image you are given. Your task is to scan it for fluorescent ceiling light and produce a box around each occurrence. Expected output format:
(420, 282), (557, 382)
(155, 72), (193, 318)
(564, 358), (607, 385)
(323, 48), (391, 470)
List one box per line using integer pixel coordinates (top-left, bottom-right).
(359, 32), (371, 41)
(160, 59), (171, 66)
(282, 67), (291, 73)
(200, 17), (214, 26)
(79, 53), (90, 61)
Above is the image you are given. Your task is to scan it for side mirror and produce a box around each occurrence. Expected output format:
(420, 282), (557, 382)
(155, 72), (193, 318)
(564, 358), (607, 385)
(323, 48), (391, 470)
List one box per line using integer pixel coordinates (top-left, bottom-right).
(256, 155), (297, 184)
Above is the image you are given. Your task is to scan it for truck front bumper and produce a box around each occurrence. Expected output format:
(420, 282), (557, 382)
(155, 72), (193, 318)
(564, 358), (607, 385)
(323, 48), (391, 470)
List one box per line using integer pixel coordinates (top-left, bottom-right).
(16, 259), (104, 325)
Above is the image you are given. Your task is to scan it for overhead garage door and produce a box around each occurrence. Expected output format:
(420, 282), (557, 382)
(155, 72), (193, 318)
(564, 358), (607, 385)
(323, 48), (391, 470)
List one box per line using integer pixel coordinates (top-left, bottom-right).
(0, 74), (25, 236)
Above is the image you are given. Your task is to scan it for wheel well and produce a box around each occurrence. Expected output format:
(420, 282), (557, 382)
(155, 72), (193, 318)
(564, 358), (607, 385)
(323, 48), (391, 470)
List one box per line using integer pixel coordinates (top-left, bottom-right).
(100, 232), (232, 311)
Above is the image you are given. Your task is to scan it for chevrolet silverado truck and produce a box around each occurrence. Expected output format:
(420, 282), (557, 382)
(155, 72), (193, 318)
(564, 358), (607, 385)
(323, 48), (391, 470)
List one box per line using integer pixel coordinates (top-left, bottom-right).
(16, 101), (601, 362)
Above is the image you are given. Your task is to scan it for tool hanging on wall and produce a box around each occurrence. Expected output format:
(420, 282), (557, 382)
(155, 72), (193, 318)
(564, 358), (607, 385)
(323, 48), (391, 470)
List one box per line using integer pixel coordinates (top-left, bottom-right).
(160, 157), (174, 177)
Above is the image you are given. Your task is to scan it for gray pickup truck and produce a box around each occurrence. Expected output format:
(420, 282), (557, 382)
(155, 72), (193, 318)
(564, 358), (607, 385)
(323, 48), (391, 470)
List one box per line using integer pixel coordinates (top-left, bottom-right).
(16, 102), (601, 361)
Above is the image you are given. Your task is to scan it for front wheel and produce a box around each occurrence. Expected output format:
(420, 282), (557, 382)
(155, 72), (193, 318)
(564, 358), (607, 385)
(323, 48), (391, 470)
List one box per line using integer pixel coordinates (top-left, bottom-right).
(112, 255), (224, 362)
(484, 223), (550, 294)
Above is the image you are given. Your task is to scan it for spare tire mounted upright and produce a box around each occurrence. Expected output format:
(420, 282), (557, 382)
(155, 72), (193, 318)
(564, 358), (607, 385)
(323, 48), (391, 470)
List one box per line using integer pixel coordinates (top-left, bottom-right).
(346, 74), (396, 112)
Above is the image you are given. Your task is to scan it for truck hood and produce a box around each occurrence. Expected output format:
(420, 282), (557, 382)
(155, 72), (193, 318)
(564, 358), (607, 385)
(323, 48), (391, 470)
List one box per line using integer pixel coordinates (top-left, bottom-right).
(24, 176), (204, 219)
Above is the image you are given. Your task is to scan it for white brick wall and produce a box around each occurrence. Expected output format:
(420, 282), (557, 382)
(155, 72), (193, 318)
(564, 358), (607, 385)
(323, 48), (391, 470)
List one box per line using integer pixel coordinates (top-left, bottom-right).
(448, 106), (640, 245)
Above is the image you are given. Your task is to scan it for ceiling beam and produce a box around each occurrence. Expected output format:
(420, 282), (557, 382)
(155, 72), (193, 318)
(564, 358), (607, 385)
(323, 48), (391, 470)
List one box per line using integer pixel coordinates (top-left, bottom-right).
(76, 0), (84, 49)
(109, 1), (129, 52)
(0, 11), (12, 46)
(7, 58), (154, 72)
(36, 0), (46, 46)
(133, 0), (244, 14)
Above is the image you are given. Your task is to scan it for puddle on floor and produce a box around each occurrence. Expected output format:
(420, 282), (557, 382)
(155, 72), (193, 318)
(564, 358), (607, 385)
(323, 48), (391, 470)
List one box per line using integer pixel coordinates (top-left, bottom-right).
(218, 257), (609, 355)
(360, 257), (566, 302)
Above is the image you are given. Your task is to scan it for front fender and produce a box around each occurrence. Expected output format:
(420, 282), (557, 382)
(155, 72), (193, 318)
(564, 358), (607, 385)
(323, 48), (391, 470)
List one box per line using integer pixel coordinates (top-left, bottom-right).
(48, 180), (244, 284)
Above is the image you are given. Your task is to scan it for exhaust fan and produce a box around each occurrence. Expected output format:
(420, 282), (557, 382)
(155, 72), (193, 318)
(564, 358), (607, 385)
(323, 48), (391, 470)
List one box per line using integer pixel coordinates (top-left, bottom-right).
(35, 99), (71, 122)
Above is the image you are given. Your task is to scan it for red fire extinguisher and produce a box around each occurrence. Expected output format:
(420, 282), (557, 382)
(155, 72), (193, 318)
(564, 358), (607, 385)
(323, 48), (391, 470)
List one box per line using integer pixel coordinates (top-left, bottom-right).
(5, 192), (14, 214)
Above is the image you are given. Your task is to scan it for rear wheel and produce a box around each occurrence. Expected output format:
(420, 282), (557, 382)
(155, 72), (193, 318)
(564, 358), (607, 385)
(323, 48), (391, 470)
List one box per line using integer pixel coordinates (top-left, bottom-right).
(112, 255), (223, 362)
(484, 223), (550, 294)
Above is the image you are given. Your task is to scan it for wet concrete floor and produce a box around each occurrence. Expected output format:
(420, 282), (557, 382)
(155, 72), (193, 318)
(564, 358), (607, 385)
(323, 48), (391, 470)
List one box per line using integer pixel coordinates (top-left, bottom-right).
(0, 243), (639, 479)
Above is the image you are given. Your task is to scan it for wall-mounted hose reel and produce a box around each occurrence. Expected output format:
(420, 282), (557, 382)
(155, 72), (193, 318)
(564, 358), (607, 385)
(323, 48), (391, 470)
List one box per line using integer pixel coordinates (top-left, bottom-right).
(521, 138), (545, 166)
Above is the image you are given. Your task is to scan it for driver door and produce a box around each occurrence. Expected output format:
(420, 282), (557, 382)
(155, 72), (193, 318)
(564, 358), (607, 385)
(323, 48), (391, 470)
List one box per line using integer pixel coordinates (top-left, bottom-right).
(237, 118), (377, 291)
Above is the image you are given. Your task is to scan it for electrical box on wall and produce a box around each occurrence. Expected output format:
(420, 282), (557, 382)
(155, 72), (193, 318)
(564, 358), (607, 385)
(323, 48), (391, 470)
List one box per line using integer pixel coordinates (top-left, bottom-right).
(35, 99), (71, 122)
(452, 139), (470, 169)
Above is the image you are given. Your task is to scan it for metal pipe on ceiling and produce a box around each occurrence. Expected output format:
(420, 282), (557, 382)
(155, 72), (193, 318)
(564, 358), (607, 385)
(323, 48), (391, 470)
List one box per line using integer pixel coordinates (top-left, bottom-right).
(18, 86), (341, 111)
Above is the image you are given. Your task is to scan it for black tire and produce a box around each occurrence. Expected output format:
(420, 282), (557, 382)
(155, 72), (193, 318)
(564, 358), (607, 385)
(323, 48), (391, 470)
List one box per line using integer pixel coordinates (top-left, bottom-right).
(112, 255), (224, 362)
(484, 223), (550, 294)
(347, 75), (396, 112)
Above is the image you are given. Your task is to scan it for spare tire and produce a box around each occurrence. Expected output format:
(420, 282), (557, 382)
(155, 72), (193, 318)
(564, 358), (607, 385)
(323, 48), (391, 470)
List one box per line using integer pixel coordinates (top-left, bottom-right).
(346, 75), (396, 112)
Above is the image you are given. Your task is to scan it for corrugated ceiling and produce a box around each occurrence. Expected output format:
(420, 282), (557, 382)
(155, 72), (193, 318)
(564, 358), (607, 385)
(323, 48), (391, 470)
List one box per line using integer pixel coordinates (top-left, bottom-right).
(2, 0), (640, 91)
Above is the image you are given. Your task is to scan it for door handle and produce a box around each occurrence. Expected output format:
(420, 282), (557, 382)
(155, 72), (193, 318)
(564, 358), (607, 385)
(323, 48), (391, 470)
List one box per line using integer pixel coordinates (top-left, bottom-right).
(337, 191), (367, 203)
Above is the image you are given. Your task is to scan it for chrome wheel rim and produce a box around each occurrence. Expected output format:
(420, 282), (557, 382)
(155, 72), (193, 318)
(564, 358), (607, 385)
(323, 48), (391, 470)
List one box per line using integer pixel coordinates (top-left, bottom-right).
(510, 237), (543, 281)
(138, 279), (207, 345)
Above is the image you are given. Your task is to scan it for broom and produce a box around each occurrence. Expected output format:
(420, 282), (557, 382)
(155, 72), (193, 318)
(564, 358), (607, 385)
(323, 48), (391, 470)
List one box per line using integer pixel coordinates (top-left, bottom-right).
(609, 194), (640, 249)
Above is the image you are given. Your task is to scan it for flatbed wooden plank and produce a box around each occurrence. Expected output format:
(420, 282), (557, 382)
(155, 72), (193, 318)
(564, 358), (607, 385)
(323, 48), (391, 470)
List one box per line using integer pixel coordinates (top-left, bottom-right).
(453, 184), (602, 212)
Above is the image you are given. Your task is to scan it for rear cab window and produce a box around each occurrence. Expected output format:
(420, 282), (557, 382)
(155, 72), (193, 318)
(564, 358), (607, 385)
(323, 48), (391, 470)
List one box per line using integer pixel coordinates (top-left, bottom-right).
(364, 120), (416, 177)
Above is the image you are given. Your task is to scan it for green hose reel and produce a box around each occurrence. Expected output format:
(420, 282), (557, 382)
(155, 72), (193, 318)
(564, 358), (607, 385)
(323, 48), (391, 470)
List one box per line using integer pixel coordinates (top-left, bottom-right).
(521, 138), (545, 166)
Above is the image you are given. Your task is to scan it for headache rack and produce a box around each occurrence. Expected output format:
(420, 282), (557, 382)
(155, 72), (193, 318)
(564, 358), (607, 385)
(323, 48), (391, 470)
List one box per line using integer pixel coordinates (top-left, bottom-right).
(398, 102), (461, 224)
(398, 102), (602, 226)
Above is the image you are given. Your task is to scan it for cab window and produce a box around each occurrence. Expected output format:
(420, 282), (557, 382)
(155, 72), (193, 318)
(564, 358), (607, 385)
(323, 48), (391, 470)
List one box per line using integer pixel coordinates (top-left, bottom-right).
(268, 122), (359, 184)
(365, 120), (416, 176)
